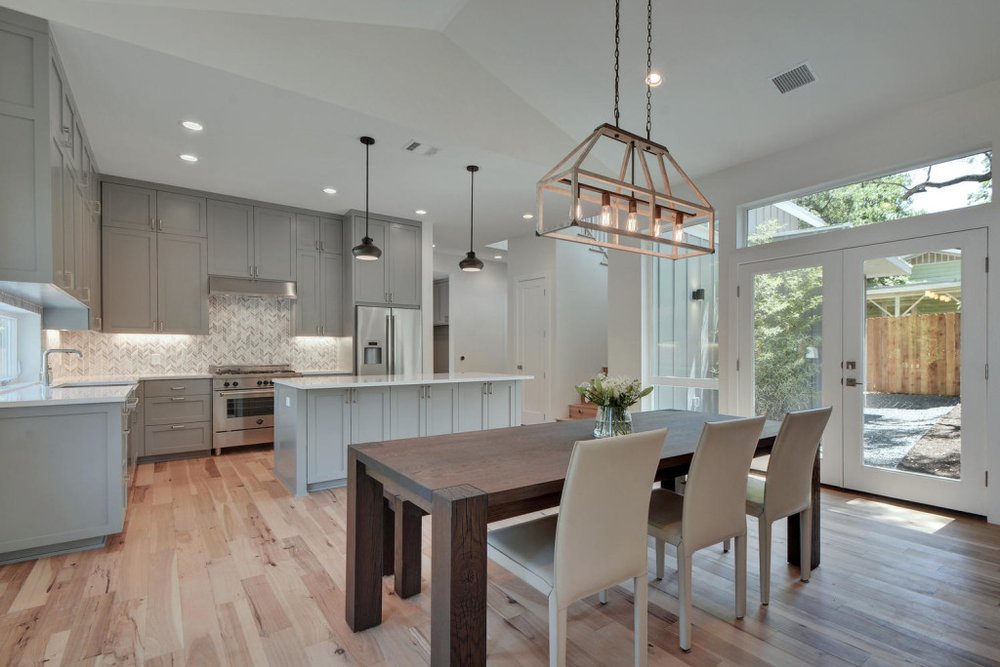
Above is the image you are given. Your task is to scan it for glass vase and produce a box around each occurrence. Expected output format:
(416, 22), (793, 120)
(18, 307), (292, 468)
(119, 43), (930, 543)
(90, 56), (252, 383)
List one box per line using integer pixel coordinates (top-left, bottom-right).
(593, 405), (633, 438)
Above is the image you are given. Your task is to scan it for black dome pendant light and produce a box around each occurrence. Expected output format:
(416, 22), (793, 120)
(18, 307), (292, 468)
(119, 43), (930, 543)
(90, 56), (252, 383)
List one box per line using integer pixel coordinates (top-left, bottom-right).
(459, 164), (485, 272)
(352, 136), (382, 261)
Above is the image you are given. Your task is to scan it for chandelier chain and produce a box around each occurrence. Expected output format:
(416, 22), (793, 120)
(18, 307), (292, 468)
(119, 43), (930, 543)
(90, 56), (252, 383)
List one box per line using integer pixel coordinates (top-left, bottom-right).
(646, 0), (653, 140)
(613, 0), (620, 128)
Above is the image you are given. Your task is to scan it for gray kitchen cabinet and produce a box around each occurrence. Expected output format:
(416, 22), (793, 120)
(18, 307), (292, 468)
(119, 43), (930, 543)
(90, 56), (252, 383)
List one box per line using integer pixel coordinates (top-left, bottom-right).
(387, 222), (421, 306)
(351, 387), (390, 445)
(293, 218), (344, 337)
(102, 227), (158, 334)
(207, 202), (296, 280)
(144, 379), (211, 397)
(297, 213), (343, 255)
(104, 185), (206, 237)
(144, 422), (212, 457)
(101, 224), (208, 335)
(157, 234), (209, 334)
(144, 395), (212, 425)
(306, 389), (351, 484)
(156, 191), (207, 237)
(207, 199), (253, 278)
(456, 381), (518, 432)
(349, 215), (421, 306)
(389, 383), (458, 439)
(253, 207), (296, 280)
(0, 9), (98, 322)
(103, 183), (155, 231)
(352, 218), (389, 304)
(295, 251), (322, 336)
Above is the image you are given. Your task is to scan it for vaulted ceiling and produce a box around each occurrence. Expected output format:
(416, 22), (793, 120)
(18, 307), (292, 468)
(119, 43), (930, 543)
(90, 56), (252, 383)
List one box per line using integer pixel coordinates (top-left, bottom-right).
(5, 0), (1000, 254)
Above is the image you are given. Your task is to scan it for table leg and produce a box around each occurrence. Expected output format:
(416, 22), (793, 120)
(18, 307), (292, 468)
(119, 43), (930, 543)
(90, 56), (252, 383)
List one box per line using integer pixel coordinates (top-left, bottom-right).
(787, 450), (821, 570)
(346, 452), (384, 631)
(394, 497), (423, 598)
(383, 497), (395, 576)
(431, 485), (488, 667)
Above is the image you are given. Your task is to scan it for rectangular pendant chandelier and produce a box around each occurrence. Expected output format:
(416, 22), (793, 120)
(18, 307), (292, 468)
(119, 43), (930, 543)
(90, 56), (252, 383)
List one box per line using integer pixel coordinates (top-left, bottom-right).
(536, 123), (715, 260)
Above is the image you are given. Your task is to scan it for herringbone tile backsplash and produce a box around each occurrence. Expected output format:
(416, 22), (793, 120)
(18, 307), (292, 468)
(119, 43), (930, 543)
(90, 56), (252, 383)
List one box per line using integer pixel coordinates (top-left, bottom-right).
(50, 295), (348, 377)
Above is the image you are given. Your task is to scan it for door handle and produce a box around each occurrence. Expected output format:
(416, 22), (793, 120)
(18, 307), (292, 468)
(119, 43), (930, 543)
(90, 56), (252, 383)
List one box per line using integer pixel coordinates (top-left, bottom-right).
(844, 378), (864, 387)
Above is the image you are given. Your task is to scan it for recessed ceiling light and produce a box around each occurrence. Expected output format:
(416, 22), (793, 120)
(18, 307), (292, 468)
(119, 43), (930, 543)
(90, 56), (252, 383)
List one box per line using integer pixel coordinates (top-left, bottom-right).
(322, 187), (338, 195)
(415, 209), (427, 215)
(180, 120), (204, 132)
(522, 213), (534, 220)
(494, 254), (503, 260)
(179, 154), (199, 163)
(432, 244), (436, 248)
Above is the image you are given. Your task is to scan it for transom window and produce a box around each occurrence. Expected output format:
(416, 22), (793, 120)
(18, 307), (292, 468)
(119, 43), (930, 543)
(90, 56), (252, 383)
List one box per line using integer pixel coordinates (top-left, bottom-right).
(744, 150), (992, 247)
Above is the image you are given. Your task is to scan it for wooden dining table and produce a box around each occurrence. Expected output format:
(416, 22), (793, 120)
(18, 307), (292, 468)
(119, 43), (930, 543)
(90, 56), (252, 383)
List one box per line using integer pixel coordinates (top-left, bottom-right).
(346, 409), (819, 666)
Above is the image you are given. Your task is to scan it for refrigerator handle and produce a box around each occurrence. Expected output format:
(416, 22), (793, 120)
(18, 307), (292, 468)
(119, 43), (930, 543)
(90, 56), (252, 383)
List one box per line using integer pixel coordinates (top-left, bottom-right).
(391, 314), (397, 376)
(385, 314), (392, 375)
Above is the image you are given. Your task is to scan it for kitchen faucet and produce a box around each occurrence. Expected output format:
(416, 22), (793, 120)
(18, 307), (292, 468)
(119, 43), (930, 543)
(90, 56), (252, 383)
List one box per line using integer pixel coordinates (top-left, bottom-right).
(41, 348), (82, 387)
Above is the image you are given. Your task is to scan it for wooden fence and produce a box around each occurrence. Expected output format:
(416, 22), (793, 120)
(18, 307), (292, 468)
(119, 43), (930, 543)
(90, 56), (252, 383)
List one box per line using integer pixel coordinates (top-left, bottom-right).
(866, 312), (960, 396)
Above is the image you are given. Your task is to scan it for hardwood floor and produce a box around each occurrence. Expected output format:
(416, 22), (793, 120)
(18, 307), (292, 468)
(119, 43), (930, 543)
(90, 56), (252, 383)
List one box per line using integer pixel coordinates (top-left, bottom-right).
(1, 447), (999, 666)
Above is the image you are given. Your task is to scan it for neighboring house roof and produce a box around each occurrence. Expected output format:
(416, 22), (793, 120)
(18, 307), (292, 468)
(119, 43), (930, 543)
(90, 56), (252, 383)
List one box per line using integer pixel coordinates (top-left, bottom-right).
(774, 200), (828, 228)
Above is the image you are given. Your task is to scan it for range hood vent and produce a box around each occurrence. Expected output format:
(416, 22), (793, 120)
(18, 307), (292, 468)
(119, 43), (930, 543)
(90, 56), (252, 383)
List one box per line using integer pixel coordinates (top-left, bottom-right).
(209, 276), (297, 300)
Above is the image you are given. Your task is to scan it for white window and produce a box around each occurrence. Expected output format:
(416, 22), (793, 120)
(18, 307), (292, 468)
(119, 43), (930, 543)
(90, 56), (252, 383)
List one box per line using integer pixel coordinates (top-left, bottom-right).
(0, 314), (17, 384)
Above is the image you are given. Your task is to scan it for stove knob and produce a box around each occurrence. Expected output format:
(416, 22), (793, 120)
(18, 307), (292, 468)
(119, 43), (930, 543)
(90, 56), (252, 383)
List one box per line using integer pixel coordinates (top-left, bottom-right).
(267, 380), (274, 386)
(232, 381), (239, 387)
(224, 381), (230, 388)
(257, 380), (263, 386)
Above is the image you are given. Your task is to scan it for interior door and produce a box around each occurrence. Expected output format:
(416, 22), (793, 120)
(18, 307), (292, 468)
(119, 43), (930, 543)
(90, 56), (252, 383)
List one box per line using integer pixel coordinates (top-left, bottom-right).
(516, 276), (549, 424)
(737, 253), (844, 485)
(841, 230), (987, 514)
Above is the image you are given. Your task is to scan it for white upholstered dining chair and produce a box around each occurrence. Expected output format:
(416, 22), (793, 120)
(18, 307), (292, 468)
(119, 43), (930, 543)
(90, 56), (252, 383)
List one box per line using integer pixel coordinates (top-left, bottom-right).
(486, 428), (668, 667)
(646, 416), (766, 652)
(732, 406), (832, 605)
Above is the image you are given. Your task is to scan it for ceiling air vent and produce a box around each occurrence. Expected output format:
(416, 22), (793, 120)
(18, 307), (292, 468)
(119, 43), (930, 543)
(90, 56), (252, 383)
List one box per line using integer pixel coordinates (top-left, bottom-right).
(403, 139), (439, 157)
(771, 63), (815, 94)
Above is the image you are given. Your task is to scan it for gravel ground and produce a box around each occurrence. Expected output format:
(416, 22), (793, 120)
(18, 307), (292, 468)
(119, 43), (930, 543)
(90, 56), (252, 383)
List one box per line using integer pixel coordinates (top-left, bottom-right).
(862, 393), (960, 471)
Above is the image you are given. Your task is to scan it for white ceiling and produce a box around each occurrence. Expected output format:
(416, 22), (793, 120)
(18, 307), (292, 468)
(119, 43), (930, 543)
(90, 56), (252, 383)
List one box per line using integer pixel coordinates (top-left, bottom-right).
(4, 0), (1000, 254)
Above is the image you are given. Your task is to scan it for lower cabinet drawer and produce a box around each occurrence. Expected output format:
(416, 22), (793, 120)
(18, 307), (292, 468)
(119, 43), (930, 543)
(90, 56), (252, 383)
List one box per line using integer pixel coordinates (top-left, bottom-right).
(145, 395), (211, 425)
(568, 403), (598, 419)
(144, 422), (212, 456)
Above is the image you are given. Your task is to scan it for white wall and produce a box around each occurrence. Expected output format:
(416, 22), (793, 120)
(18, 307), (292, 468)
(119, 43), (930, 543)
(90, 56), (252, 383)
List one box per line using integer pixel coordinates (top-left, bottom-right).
(433, 251), (508, 374)
(553, 241), (608, 413)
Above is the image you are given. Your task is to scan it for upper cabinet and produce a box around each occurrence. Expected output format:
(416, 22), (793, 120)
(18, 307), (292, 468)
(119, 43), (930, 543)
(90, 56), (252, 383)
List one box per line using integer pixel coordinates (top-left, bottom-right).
(347, 213), (422, 307)
(0, 9), (100, 327)
(294, 213), (344, 337)
(207, 202), (296, 281)
(103, 184), (207, 237)
(101, 184), (210, 335)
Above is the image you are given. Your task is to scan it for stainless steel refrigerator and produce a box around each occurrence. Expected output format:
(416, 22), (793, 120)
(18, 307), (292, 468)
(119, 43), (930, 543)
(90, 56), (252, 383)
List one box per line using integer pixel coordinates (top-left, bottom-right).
(355, 306), (422, 376)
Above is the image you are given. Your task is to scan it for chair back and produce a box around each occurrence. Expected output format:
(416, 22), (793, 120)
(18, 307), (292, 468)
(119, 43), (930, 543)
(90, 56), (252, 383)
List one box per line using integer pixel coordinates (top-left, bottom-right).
(762, 407), (832, 521)
(681, 416), (766, 551)
(553, 428), (668, 604)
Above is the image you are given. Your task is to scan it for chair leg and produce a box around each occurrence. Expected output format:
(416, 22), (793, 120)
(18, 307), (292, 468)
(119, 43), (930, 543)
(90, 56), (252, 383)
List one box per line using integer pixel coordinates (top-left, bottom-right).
(759, 518), (772, 606)
(734, 533), (747, 620)
(548, 594), (567, 667)
(800, 506), (812, 583)
(598, 589), (608, 605)
(676, 546), (693, 652)
(633, 575), (648, 667)
(655, 538), (665, 580)
(722, 538), (731, 553)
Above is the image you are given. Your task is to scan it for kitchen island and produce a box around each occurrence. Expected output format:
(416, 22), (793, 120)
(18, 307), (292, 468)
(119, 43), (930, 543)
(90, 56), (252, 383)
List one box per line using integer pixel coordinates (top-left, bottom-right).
(273, 373), (531, 495)
(0, 383), (139, 563)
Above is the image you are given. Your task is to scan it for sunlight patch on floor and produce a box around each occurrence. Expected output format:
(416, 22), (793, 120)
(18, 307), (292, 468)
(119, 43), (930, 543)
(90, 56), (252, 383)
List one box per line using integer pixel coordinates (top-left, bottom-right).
(843, 497), (955, 533)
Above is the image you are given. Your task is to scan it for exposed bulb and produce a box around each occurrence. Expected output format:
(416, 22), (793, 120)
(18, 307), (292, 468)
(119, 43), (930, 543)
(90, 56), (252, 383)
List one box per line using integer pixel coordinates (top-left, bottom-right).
(575, 202), (583, 220)
(600, 193), (612, 227)
(645, 71), (663, 87)
(626, 200), (638, 232)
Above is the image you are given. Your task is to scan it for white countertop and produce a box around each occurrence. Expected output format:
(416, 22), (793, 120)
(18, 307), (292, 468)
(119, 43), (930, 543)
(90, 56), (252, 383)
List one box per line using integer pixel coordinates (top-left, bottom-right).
(274, 372), (533, 390)
(0, 383), (137, 408)
(52, 373), (213, 386)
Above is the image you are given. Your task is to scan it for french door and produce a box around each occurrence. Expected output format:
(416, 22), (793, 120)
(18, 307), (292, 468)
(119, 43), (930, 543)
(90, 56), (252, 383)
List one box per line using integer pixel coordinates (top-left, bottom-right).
(738, 229), (988, 514)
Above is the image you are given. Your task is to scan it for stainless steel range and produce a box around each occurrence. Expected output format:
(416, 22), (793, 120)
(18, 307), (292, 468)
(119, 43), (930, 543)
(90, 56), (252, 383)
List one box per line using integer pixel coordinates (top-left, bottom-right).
(211, 364), (301, 455)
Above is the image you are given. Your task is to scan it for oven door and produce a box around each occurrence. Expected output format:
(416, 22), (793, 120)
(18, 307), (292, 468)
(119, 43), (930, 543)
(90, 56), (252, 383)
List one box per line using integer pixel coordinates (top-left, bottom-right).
(214, 389), (275, 433)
